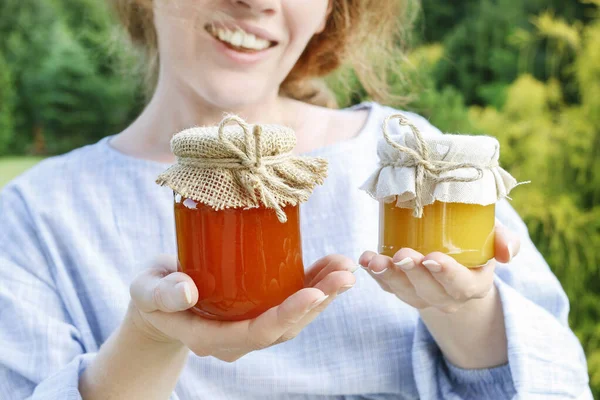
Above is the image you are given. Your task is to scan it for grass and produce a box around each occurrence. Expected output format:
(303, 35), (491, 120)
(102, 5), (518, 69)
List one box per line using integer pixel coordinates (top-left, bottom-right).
(0, 157), (44, 189)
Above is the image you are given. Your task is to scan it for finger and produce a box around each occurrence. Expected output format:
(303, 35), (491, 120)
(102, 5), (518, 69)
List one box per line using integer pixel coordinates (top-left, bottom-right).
(305, 255), (358, 287)
(306, 255), (358, 288)
(152, 254), (179, 273)
(361, 252), (429, 309)
(276, 294), (337, 344)
(422, 252), (496, 302)
(360, 252), (429, 309)
(245, 288), (328, 350)
(130, 267), (198, 313)
(363, 253), (412, 296)
(360, 252), (394, 292)
(494, 223), (521, 263)
(185, 287), (331, 359)
(358, 251), (377, 269)
(276, 270), (358, 344)
(311, 270), (356, 295)
(392, 249), (455, 308)
(365, 253), (396, 276)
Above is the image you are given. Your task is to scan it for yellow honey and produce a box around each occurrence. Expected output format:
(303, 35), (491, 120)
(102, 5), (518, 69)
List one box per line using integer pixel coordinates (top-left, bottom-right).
(380, 201), (495, 267)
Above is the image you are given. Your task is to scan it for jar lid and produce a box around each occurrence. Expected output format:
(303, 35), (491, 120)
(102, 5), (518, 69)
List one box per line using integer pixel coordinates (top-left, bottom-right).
(156, 115), (328, 223)
(361, 113), (521, 217)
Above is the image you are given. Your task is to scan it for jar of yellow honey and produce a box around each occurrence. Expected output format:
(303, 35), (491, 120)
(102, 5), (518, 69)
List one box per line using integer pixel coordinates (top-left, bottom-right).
(157, 115), (328, 320)
(361, 114), (520, 267)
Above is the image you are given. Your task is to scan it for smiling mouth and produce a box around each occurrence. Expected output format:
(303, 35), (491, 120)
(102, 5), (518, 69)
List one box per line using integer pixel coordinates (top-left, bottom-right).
(205, 24), (277, 53)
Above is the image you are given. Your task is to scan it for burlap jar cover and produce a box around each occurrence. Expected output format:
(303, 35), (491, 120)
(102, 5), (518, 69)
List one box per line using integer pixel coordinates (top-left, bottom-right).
(361, 113), (522, 217)
(156, 115), (328, 223)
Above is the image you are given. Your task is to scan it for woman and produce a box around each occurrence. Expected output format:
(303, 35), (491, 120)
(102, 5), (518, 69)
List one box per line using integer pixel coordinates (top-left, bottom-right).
(0, 0), (591, 399)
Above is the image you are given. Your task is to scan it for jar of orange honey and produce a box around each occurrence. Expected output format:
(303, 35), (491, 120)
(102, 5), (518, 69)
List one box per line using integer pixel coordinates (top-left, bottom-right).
(362, 114), (521, 267)
(157, 115), (328, 320)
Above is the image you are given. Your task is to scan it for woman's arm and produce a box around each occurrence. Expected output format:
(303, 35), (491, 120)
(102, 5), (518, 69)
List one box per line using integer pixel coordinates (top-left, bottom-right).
(78, 254), (356, 400)
(411, 224), (516, 369)
(79, 305), (190, 400)
(359, 200), (591, 399)
(418, 284), (507, 369)
(0, 185), (97, 399)
(0, 182), (357, 399)
(359, 223), (516, 369)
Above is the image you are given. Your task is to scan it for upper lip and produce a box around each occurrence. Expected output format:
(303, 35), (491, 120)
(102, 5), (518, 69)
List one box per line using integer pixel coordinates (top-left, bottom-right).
(207, 20), (279, 44)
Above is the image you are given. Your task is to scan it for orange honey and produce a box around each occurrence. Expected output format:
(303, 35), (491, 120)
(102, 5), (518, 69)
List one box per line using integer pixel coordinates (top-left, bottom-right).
(380, 201), (495, 267)
(175, 197), (305, 321)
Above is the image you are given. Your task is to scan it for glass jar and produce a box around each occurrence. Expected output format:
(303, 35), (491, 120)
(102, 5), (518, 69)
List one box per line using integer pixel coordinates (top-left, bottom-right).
(157, 115), (327, 320)
(380, 201), (495, 267)
(174, 195), (305, 321)
(361, 113), (521, 268)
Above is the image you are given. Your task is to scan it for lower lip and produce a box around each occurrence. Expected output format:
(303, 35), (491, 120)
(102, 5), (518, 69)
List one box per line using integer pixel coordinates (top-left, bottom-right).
(209, 33), (276, 65)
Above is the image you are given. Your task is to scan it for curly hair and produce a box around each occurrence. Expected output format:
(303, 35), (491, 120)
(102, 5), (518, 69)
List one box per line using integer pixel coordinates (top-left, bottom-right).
(108, 0), (418, 107)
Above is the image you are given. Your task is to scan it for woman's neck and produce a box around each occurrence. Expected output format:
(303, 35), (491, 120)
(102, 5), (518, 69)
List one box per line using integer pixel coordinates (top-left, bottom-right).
(111, 72), (305, 163)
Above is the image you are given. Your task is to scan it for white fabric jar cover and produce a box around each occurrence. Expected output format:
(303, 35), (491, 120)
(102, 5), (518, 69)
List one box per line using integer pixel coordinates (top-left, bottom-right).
(360, 113), (522, 218)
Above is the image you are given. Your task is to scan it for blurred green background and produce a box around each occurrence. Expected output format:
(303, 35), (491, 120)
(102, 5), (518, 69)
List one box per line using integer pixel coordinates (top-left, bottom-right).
(0, 0), (598, 395)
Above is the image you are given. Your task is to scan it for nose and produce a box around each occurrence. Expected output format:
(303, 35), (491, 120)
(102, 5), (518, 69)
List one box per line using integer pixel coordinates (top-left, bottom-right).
(231, 0), (277, 16)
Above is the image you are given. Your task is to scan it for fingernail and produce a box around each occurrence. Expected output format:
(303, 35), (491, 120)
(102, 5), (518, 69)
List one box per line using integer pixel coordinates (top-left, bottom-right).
(308, 295), (329, 311)
(371, 268), (388, 275)
(337, 284), (354, 295)
(349, 264), (360, 273)
(394, 257), (414, 271)
(177, 282), (192, 305)
(422, 260), (442, 273)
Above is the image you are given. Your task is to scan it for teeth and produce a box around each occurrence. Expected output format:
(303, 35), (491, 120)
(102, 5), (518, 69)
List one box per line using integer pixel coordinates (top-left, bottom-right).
(243, 34), (256, 49)
(231, 31), (243, 47)
(212, 27), (271, 51)
(253, 36), (270, 49)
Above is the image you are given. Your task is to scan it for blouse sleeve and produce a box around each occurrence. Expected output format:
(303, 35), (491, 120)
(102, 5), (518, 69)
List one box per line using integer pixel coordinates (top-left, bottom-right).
(0, 183), (91, 399)
(411, 199), (592, 399)
(0, 183), (181, 399)
(392, 111), (592, 399)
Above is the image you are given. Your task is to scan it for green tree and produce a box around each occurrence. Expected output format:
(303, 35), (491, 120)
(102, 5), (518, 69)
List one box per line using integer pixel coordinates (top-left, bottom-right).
(421, 0), (592, 107)
(363, 1), (600, 394)
(0, 0), (59, 154)
(0, 0), (143, 155)
(468, 4), (600, 394)
(0, 52), (15, 153)
(31, 20), (140, 154)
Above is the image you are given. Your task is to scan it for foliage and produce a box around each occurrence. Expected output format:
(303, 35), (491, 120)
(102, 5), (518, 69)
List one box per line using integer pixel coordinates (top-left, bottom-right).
(412, 2), (600, 396)
(335, 1), (600, 395)
(419, 0), (591, 107)
(0, 52), (14, 154)
(0, 0), (142, 155)
(0, 0), (599, 395)
(0, 0), (57, 153)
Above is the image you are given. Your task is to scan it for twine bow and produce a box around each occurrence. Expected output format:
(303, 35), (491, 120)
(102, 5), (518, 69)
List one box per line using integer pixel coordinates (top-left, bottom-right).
(382, 114), (495, 218)
(178, 115), (303, 223)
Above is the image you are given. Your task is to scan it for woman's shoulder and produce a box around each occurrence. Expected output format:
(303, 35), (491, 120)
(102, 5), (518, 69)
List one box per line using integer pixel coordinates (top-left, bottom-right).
(1, 138), (116, 205)
(301, 102), (442, 157)
(353, 102), (443, 138)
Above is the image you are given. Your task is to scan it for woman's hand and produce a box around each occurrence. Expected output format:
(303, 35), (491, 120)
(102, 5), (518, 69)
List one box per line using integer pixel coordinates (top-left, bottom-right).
(358, 223), (520, 313)
(358, 223), (521, 369)
(81, 255), (355, 399)
(129, 254), (356, 362)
